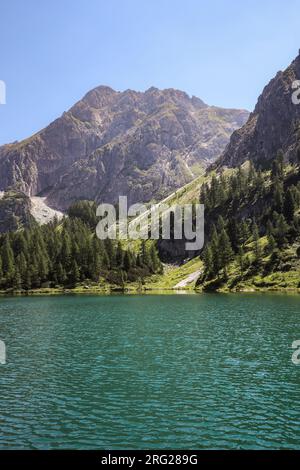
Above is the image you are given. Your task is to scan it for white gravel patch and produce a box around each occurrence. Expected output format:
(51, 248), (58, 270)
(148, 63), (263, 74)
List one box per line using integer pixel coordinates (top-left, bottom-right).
(173, 269), (202, 288)
(30, 196), (64, 225)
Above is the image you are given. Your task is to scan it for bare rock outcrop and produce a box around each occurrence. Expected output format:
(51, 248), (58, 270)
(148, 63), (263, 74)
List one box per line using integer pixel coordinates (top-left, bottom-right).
(0, 86), (248, 210)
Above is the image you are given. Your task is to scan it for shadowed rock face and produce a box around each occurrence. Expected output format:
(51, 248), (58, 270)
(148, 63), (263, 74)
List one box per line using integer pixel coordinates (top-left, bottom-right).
(0, 190), (34, 233)
(0, 86), (248, 210)
(217, 52), (300, 169)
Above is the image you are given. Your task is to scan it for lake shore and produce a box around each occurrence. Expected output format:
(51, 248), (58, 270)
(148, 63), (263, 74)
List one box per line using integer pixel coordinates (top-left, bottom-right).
(0, 284), (299, 297)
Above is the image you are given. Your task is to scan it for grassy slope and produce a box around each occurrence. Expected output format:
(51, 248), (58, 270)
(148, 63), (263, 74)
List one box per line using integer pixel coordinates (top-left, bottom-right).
(139, 163), (300, 293)
(198, 237), (300, 294)
(138, 257), (203, 291)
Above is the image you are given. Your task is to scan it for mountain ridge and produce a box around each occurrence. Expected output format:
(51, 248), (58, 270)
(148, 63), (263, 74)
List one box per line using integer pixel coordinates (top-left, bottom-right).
(0, 86), (248, 210)
(216, 51), (300, 169)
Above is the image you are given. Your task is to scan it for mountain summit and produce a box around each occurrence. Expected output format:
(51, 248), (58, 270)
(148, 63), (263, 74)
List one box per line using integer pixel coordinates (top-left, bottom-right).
(0, 86), (248, 210)
(217, 52), (300, 169)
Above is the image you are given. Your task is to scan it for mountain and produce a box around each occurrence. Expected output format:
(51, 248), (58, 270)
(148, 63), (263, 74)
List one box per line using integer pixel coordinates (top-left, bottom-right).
(151, 52), (300, 291)
(0, 86), (248, 210)
(217, 51), (300, 169)
(193, 51), (300, 292)
(1, 59), (300, 292)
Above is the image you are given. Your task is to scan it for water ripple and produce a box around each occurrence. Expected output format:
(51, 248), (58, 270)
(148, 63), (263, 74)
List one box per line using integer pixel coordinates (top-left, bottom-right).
(0, 293), (299, 449)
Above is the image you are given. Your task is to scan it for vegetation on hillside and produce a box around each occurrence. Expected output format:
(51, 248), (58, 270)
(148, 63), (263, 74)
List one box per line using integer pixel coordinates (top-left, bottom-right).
(197, 153), (300, 291)
(1, 153), (300, 294)
(0, 201), (162, 292)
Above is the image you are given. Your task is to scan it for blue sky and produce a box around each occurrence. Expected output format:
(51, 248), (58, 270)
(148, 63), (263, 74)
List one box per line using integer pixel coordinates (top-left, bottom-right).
(0, 0), (299, 145)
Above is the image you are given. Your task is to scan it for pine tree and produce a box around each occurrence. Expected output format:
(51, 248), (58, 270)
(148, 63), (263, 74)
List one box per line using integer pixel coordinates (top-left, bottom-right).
(92, 253), (102, 282)
(283, 188), (295, 223)
(1, 235), (15, 284)
(237, 246), (245, 274)
(141, 241), (151, 267)
(123, 251), (132, 272)
(38, 254), (49, 283)
(203, 246), (214, 279)
(217, 215), (225, 231)
(116, 242), (124, 268)
(272, 151), (284, 181)
(273, 181), (284, 213)
(69, 259), (80, 285)
(219, 228), (233, 277)
(13, 232), (27, 256)
(275, 214), (289, 247)
(248, 161), (257, 185)
(210, 175), (219, 206)
(17, 252), (27, 279)
(240, 221), (250, 247)
(61, 232), (72, 270)
(149, 243), (161, 273)
(210, 225), (221, 276)
(266, 220), (274, 237)
(101, 248), (110, 270)
(57, 262), (67, 285)
(267, 234), (277, 254)
(228, 219), (240, 253)
(252, 223), (262, 262)
(13, 268), (22, 291)
(30, 256), (41, 288)
(104, 239), (116, 268)
(136, 254), (142, 268)
(24, 270), (32, 290)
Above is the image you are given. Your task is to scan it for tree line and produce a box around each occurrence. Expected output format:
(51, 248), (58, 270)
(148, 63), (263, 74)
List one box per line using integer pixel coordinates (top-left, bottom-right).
(200, 153), (300, 284)
(0, 201), (162, 291)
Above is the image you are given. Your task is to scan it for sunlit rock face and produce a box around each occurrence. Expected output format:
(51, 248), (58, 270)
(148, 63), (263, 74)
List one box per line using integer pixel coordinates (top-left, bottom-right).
(217, 52), (300, 170)
(0, 86), (248, 210)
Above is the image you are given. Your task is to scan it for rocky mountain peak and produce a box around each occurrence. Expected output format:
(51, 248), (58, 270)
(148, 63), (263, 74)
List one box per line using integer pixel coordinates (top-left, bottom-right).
(217, 51), (300, 169)
(0, 86), (249, 210)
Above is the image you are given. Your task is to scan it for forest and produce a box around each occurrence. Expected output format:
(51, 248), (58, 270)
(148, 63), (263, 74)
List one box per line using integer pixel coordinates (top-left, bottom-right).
(0, 201), (162, 291)
(199, 153), (300, 289)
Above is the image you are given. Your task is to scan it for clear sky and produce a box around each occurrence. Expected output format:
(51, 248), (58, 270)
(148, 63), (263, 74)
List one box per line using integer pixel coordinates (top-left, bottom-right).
(0, 0), (299, 145)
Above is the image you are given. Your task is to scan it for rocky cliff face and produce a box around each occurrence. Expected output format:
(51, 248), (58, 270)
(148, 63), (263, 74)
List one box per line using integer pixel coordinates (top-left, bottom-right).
(0, 86), (248, 210)
(217, 52), (300, 169)
(0, 190), (34, 233)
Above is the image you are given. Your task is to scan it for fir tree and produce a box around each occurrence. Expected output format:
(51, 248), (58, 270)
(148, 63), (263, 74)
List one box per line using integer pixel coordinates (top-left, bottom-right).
(203, 246), (214, 279)
(69, 259), (80, 285)
(218, 228), (233, 277)
(283, 188), (295, 223)
(1, 235), (15, 283)
(252, 223), (262, 262)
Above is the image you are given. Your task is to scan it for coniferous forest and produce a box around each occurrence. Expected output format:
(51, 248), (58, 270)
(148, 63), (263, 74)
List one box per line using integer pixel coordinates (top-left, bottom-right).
(0, 201), (162, 291)
(199, 153), (300, 290)
(0, 155), (300, 292)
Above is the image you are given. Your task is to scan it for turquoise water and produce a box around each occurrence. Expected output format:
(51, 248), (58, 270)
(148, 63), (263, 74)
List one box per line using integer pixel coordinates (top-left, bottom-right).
(0, 293), (299, 449)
